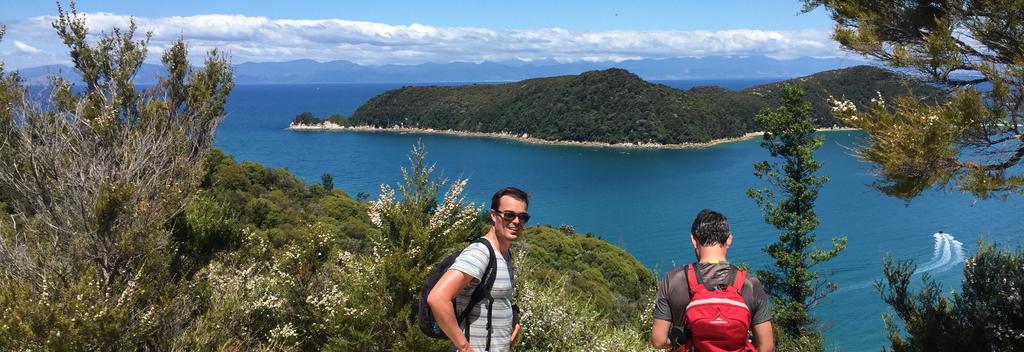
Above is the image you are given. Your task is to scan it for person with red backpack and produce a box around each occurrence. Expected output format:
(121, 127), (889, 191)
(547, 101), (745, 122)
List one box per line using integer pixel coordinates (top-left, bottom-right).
(650, 209), (774, 352)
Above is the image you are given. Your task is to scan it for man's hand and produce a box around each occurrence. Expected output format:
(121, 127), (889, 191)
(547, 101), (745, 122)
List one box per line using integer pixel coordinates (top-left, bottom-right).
(510, 323), (521, 346)
(455, 340), (476, 352)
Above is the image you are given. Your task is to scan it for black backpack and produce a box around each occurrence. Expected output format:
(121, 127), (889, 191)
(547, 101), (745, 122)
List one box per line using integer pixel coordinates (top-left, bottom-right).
(418, 238), (516, 350)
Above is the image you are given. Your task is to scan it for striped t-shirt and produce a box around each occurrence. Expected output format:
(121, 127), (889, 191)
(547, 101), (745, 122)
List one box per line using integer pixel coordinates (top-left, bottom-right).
(450, 241), (515, 351)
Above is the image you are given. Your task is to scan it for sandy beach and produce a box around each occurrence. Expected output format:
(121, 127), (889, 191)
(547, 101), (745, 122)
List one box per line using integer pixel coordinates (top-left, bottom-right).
(286, 122), (859, 149)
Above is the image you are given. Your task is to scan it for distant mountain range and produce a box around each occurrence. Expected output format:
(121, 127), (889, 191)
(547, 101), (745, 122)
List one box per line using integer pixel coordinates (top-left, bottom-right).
(13, 56), (871, 85)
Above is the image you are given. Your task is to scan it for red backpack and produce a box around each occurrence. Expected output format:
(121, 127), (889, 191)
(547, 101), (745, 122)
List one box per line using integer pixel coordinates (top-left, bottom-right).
(675, 263), (756, 352)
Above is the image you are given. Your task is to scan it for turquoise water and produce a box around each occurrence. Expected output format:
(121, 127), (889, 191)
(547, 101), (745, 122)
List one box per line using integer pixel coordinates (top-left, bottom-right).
(214, 82), (1023, 351)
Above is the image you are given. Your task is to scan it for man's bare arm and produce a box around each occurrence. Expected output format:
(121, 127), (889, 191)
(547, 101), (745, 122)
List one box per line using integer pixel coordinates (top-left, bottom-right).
(427, 269), (477, 352)
(651, 318), (673, 349)
(751, 321), (774, 352)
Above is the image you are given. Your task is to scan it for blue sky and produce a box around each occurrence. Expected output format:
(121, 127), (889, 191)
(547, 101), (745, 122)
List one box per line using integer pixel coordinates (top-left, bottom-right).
(1, 1), (850, 69)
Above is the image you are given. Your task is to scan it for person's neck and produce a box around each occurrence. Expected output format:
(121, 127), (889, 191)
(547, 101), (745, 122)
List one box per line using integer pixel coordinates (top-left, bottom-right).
(483, 228), (510, 254)
(695, 246), (728, 263)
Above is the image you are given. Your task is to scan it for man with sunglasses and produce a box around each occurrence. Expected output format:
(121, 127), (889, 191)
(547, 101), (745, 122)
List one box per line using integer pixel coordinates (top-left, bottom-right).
(428, 187), (529, 352)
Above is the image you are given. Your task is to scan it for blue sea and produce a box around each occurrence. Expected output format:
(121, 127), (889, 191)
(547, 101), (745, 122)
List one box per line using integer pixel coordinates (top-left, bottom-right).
(214, 81), (1023, 351)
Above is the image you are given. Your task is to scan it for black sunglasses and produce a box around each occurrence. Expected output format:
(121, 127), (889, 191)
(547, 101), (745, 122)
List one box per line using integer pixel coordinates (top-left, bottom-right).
(494, 209), (530, 223)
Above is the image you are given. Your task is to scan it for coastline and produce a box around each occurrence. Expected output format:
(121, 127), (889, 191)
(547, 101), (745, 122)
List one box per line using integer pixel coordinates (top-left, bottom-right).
(286, 122), (859, 149)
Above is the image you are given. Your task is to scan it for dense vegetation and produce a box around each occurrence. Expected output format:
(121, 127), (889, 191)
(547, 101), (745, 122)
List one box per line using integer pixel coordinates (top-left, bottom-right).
(292, 111), (346, 126)
(335, 66), (941, 144)
(517, 226), (657, 321)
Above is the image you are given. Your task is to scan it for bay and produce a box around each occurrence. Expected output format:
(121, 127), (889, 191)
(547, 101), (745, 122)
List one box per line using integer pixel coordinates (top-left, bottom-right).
(215, 81), (1023, 351)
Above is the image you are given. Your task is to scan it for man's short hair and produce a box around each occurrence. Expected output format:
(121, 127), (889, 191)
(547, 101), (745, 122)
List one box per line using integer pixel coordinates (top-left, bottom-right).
(490, 187), (529, 210)
(691, 209), (731, 246)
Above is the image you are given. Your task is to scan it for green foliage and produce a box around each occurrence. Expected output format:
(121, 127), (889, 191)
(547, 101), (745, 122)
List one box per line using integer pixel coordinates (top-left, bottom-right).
(362, 141), (480, 350)
(877, 241), (1024, 351)
(0, 24), (23, 128)
(805, 0), (1024, 199)
(747, 85), (847, 347)
(515, 275), (654, 352)
(513, 227), (655, 351)
(327, 113), (346, 126)
(154, 144), (382, 351)
(172, 193), (243, 274)
(0, 3), (232, 349)
(321, 173), (334, 191)
(176, 220), (390, 351)
(292, 111), (319, 125)
(518, 226), (657, 323)
(348, 66), (939, 144)
(291, 111), (348, 126)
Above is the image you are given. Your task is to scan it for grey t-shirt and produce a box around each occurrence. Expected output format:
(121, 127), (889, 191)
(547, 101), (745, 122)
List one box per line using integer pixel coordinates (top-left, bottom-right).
(450, 241), (515, 351)
(653, 262), (771, 325)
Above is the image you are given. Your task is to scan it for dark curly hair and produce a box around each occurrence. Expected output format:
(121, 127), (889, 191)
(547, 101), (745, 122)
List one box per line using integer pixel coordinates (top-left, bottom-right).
(691, 209), (731, 246)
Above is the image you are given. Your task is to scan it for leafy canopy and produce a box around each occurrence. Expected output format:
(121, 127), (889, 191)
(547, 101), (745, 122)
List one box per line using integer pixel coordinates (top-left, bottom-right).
(805, 0), (1024, 200)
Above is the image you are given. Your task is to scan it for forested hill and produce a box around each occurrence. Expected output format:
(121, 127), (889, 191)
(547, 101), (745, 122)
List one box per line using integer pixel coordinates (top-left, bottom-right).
(345, 66), (941, 144)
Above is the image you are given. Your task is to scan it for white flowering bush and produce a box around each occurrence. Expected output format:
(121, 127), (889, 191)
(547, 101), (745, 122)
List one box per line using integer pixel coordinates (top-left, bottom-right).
(176, 219), (392, 351)
(363, 141), (481, 350)
(0, 259), (182, 350)
(515, 273), (654, 352)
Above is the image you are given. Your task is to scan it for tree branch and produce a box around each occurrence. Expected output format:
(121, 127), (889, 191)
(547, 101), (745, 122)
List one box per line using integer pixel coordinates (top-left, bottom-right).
(983, 143), (1024, 171)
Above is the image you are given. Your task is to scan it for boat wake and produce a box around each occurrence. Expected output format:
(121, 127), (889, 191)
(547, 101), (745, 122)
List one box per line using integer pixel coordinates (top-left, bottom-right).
(836, 232), (965, 294)
(914, 232), (965, 275)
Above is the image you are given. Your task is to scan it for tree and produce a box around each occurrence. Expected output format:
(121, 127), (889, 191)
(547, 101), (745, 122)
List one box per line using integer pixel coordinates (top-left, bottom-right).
(803, 1), (1024, 350)
(803, 0), (1024, 200)
(0, 2), (232, 349)
(747, 84), (847, 347)
(322, 172), (335, 191)
(292, 111), (319, 125)
(876, 242), (1024, 351)
(365, 141), (480, 350)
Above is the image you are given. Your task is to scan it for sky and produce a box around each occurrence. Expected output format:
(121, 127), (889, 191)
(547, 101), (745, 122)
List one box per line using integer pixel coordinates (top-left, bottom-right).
(0, 1), (855, 70)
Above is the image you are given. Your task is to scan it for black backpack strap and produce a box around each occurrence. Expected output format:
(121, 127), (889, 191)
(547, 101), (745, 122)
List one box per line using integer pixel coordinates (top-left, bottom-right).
(727, 264), (746, 290)
(692, 262), (704, 284)
(458, 239), (491, 324)
(485, 297), (495, 351)
(460, 238), (498, 350)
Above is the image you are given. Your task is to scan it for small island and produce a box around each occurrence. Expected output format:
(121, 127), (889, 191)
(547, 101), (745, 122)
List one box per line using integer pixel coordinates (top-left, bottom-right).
(288, 66), (940, 147)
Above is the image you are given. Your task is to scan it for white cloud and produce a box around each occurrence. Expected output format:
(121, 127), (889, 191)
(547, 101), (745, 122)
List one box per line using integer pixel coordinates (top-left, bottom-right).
(0, 12), (847, 69)
(13, 41), (42, 54)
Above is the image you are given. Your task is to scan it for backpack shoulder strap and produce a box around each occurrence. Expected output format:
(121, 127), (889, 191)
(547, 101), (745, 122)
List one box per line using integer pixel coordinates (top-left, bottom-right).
(506, 247), (515, 282)
(685, 262), (705, 295)
(458, 239), (497, 321)
(478, 239), (498, 294)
